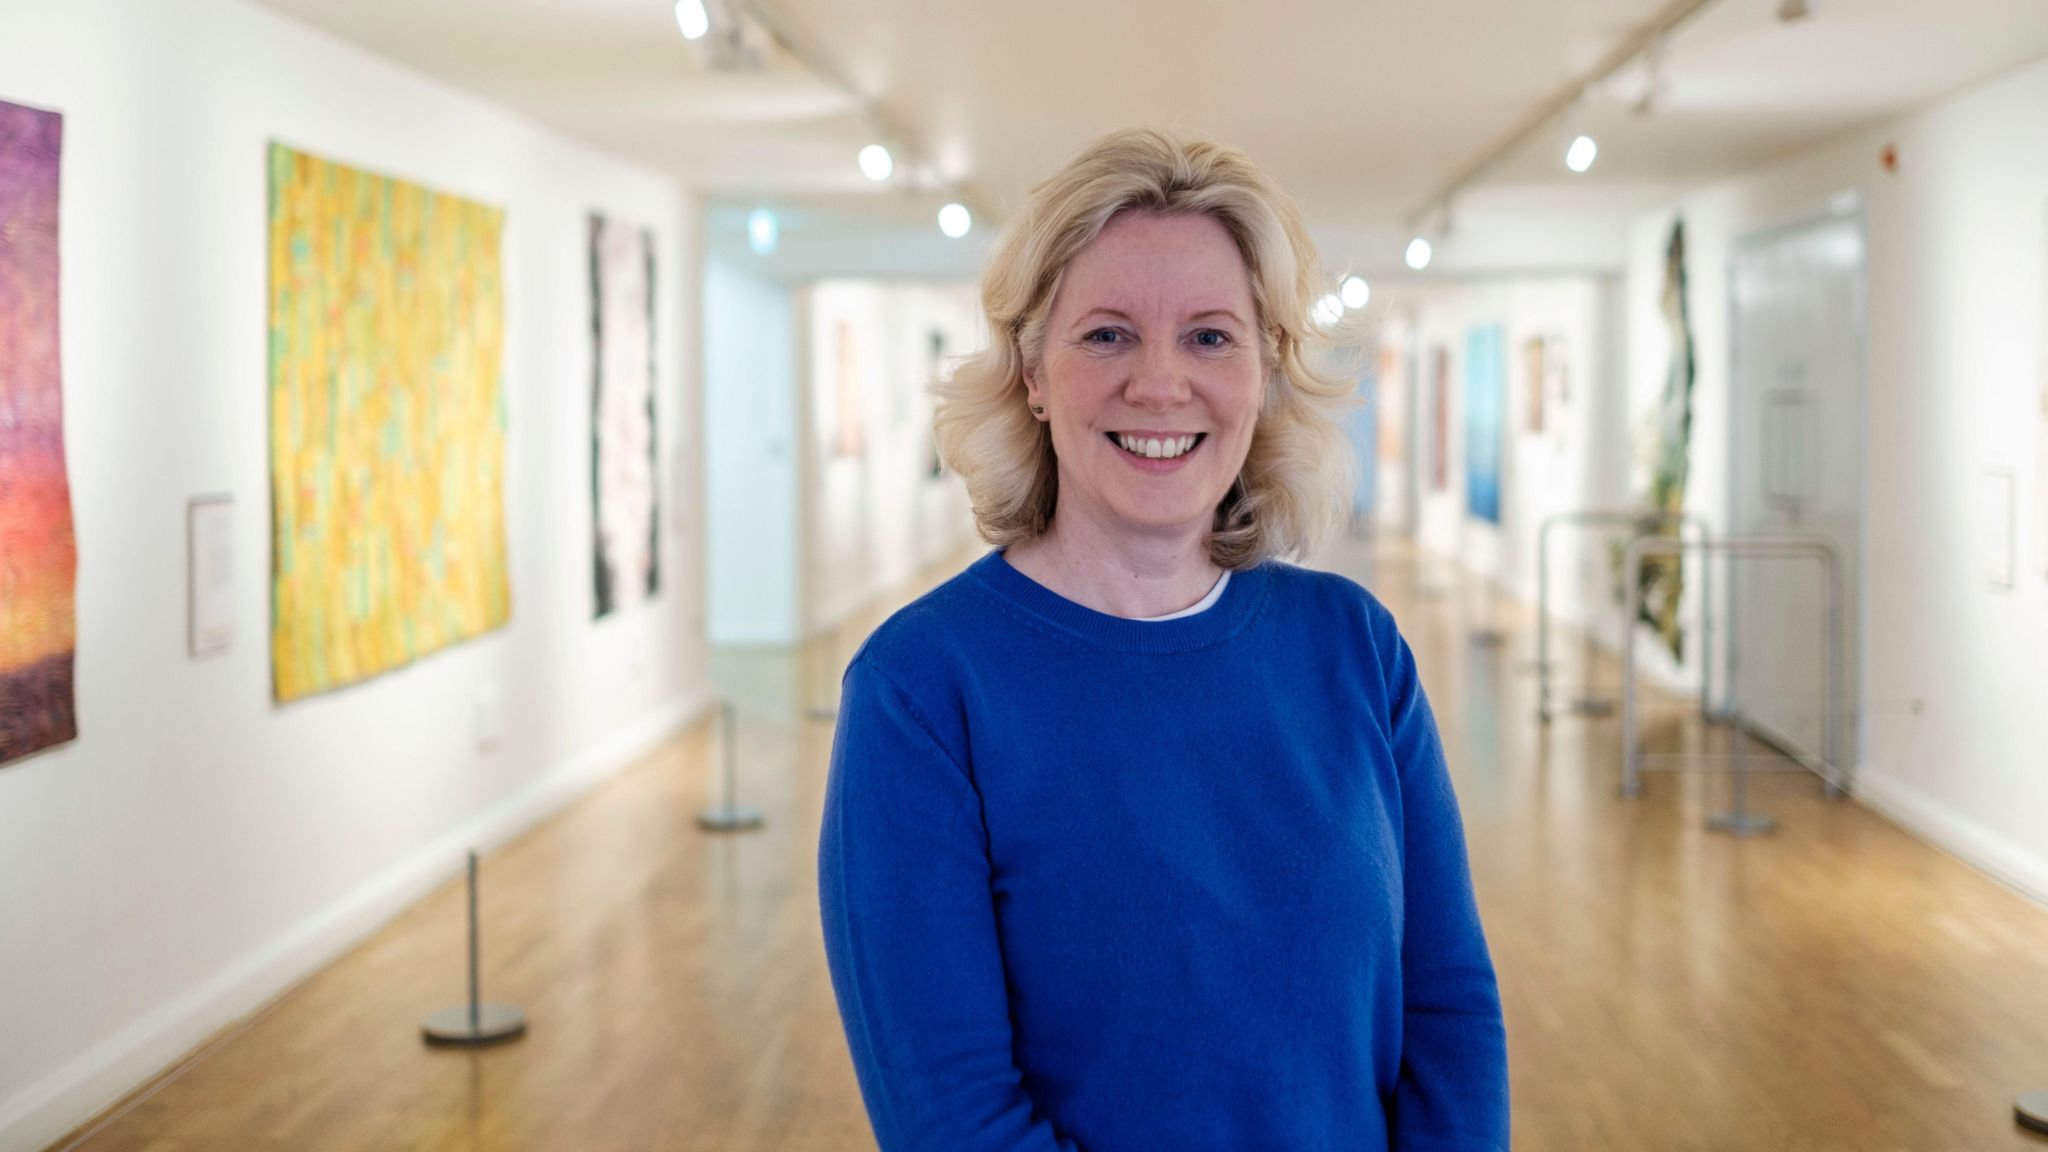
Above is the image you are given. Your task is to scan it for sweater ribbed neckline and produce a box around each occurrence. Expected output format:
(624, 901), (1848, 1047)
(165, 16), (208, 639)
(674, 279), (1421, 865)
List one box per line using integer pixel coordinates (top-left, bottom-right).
(968, 550), (1267, 654)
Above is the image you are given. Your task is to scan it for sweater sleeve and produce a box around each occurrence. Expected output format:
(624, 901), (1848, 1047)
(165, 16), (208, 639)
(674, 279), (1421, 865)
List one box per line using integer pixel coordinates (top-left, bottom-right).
(1383, 628), (1510, 1151)
(818, 655), (1082, 1152)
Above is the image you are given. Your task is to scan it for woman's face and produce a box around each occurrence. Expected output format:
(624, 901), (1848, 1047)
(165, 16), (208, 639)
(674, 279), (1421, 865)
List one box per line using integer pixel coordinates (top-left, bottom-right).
(1027, 211), (1265, 547)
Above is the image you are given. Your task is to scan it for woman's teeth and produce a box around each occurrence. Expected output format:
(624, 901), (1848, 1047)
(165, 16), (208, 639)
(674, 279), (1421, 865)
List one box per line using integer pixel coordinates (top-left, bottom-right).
(1115, 433), (1198, 460)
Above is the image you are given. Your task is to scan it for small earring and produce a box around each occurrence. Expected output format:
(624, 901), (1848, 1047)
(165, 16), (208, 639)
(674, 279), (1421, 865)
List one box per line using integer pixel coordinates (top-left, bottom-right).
(1030, 405), (1045, 417)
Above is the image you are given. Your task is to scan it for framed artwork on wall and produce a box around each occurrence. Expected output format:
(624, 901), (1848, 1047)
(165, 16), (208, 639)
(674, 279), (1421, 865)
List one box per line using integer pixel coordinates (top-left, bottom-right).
(1521, 335), (1546, 434)
(833, 319), (866, 459)
(1464, 325), (1504, 524)
(1376, 344), (1406, 466)
(188, 495), (235, 658)
(1430, 345), (1450, 493)
(0, 97), (77, 766)
(1548, 334), (1571, 412)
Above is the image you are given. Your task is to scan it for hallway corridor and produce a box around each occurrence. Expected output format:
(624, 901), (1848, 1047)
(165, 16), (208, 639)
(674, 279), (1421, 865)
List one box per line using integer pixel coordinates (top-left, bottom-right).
(49, 539), (2048, 1151)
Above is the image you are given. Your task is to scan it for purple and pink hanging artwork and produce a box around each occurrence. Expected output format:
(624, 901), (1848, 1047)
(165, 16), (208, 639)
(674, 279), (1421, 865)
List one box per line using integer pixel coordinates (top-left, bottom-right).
(0, 98), (78, 766)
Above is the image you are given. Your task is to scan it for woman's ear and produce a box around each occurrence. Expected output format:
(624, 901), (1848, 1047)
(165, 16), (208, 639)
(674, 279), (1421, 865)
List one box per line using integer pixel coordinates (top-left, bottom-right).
(1023, 369), (1046, 414)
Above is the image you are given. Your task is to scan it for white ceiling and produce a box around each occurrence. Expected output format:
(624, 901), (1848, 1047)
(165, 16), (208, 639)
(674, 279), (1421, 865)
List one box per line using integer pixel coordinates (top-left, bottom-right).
(253, 0), (2048, 267)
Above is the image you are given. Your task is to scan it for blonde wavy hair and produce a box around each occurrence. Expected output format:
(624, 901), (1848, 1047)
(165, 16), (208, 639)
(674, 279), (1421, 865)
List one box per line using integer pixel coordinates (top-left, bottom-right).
(932, 128), (1358, 570)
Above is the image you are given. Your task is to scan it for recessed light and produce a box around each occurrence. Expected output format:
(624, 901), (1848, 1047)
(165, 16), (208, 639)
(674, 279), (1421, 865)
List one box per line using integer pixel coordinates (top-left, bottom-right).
(674, 0), (709, 41)
(858, 144), (893, 182)
(938, 202), (972, 239)
(1565, 134), (1599, 174)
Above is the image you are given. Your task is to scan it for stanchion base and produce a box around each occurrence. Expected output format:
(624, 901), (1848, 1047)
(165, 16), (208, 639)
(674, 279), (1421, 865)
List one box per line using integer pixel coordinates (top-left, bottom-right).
(422, 1003), (527, 1046)
(1706, 812), (1777, 838)
(1570, 697), (1616, 717)
(805, 705), (838, 723)
(2017, 1091), (2048, 1134)
(697, 806), (766, 832)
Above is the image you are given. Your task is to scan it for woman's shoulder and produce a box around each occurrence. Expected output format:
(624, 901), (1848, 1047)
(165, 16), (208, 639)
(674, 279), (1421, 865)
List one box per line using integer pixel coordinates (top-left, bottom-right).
(843, 560), (996, 686)
(1258, 558), (1401, 637)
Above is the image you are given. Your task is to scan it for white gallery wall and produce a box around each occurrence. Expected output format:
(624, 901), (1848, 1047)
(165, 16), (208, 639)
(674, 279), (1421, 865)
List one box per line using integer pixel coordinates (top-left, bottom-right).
(1619, 54), (2048, 904)
(704, 256), (801, 645)
(0, 2), (709, 1149)
(799, 280), (981, 634)
(1390, 275), (1638, 653)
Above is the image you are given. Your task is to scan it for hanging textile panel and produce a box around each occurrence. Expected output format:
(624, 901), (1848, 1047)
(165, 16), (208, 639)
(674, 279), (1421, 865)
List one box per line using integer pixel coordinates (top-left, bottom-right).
(0, 98), (77, 764)
(268, 142), (509, 703)
(589, 212), (658, 618)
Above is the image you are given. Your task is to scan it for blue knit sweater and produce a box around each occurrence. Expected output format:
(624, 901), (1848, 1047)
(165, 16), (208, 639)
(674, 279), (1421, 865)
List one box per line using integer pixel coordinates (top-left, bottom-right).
(818, 551), (1508, 1151)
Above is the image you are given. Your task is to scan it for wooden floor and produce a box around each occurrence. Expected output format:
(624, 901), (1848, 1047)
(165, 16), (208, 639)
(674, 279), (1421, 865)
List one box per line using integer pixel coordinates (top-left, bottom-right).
(51, 539), (2048, 1151)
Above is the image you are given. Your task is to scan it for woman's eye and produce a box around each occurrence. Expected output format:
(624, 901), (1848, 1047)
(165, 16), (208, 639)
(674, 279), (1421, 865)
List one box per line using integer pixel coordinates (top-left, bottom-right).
(1083, 328), (1124, 345)
(1193, 329), (1231, 348)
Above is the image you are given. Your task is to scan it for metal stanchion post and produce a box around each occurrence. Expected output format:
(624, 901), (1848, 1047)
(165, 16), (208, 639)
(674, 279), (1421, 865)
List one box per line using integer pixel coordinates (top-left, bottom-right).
(1706, 703), (1776, 837)
(697, 699), (765, 832)
(1535, 524), (1554, 703)
(1622, 561), (1643, 797)
(1572, 610), (1615, 717)
(422, 851), (527, 1045)
(1536, 510), (1711, 724)
(1622, 533), (1844, 801)
(2016, 1091), (2048, 1134)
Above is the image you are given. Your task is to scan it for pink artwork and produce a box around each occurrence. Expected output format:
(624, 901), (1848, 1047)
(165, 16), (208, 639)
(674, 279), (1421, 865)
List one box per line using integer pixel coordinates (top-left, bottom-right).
(0, 98), (77, 765)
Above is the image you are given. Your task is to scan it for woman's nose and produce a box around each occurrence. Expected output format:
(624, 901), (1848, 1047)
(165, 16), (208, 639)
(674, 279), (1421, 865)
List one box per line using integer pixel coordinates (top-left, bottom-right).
(1123, 343), (1191, 410)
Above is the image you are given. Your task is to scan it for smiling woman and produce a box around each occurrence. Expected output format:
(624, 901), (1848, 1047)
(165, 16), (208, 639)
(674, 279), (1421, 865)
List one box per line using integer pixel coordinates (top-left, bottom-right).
(818, 129), (1509, 1152)
(934, 129), (1355, 596)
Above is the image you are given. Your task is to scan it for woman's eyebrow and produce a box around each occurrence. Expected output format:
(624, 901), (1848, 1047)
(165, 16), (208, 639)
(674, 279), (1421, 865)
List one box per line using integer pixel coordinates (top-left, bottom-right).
(1071, 307), (1135, 329)
(1072, 306), (1247, 328)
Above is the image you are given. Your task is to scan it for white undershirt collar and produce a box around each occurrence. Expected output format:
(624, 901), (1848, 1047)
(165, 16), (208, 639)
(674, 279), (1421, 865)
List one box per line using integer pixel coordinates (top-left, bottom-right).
(1137, 570), (1231, 622)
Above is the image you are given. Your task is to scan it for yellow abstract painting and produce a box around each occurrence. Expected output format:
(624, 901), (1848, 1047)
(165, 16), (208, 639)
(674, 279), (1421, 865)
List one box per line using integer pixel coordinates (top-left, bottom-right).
(268, 143), (510, 703)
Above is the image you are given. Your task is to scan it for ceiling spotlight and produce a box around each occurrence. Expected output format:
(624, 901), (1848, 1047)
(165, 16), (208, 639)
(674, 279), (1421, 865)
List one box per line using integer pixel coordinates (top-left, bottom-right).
(1777, 0), (1812, 21)
(674, 0), (709, 40)
(1312, 294), (1344, 327)
(858, 144), (893, 182)
(1340, 276), (1371, 310)
(938, 202), (972, 239)
(1404, 237), (1434, 271)
(746, 207), (778, 256)
(1565, 134), (1599, 174)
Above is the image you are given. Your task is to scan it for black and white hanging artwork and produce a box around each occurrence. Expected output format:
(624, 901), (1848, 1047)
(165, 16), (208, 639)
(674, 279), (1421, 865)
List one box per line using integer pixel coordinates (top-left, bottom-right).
(590, 213), (659, 618)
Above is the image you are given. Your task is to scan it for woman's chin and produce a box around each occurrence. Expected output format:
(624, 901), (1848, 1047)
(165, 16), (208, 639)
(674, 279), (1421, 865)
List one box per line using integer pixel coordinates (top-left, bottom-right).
(1101, 498), (1218, 539)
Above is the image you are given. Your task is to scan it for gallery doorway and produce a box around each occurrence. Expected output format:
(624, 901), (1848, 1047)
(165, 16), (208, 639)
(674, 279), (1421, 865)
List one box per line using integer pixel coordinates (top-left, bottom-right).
(1725, 205), (1869, 778)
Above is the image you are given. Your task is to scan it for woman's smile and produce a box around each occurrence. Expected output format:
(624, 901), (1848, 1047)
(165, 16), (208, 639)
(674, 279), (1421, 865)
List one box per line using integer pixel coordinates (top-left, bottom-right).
(1106, 430), (1208, 468)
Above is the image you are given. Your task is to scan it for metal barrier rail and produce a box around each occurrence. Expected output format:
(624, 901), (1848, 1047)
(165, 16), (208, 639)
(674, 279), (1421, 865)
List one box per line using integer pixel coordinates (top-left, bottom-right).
(1536, 509), (1713, 724)
(1620, 533), (1846, 799)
